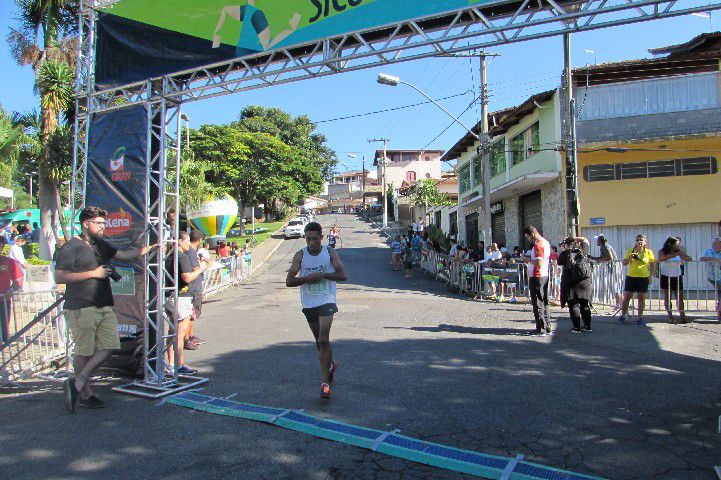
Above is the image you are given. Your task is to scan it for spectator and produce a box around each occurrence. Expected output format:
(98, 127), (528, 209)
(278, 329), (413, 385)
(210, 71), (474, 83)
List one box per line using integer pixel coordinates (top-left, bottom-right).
(472, 240), (485, 261)
(590, 235), (622, 310)
(29, 222), (40, 243)
(390, 235), (402, 271)
(448, 240), (458, 258)
(0, 252), (23, 343)
(700, 236), (721, 323)
(557, 237), (593, 333)
(510, 246), (522, 261)
(618, 234), (655, 326)
(8, 236), (29, 291)
(657, 236), (692, 324)
(197, 241), (211, 261)
(402, 238), (414, 279)
(186, 230), (210, 350)
(55, 206), (156, 412)
(217, 241), (230, 258)
(521, 226), (552, 336)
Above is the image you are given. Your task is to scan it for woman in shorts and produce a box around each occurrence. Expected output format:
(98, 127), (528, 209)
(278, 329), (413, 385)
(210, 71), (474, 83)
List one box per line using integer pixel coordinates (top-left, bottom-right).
(619, 234), (655, 326)
(657, 236), (693, 324)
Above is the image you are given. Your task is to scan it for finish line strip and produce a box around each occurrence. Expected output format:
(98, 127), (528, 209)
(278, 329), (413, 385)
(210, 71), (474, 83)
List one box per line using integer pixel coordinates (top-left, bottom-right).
(167, 392), (605, 480)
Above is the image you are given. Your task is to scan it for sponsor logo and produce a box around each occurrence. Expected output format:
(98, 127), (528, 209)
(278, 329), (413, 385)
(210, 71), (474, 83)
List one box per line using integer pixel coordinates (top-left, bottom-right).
(110, 147), (131, 182)
(105, 208), (132, 236)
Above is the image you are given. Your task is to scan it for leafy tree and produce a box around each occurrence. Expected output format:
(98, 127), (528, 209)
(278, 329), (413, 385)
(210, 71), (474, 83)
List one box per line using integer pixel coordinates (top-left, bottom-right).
(409, 179), (454, 208)
(236, 106), (336, 181)
(8, 0), (78, 258)
(176, 149), (227, 211)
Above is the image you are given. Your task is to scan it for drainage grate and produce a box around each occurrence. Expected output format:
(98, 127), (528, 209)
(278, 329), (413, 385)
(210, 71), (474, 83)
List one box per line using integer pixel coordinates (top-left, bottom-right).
(167, 392), (606, 480)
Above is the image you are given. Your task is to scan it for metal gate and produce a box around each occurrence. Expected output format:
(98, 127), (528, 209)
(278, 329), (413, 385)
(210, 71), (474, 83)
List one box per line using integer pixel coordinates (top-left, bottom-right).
(491, 212), (506, 247)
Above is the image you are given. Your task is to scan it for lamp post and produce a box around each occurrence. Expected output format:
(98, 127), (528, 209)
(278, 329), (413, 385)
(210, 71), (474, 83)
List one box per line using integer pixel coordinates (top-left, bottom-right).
(584, 49), (597, 65)
(180, 113), (191, 150)
(377, 73), (485, 244)
(347, 153), (366, 209)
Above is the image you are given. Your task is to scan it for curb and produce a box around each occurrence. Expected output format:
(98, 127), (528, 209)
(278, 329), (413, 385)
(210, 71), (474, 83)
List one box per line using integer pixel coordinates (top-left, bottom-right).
(249, 222), (289, 276)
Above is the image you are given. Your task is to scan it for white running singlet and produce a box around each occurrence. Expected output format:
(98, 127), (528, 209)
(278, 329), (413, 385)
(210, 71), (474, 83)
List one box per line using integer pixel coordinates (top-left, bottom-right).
(300, 246), (337, 308)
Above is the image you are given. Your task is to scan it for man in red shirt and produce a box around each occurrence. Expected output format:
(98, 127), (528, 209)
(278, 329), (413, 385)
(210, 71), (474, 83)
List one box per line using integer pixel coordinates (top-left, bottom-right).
(522, 226), (552, 335)
(0, 254), (23, 343)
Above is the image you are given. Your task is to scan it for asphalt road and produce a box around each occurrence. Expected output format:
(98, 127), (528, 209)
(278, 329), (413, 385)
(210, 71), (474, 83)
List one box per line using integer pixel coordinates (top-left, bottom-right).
(3, 213), (721, 480)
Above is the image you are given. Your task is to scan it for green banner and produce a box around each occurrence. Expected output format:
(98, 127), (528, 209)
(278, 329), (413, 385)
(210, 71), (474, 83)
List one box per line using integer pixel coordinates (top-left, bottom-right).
(100, 0), (495, 59)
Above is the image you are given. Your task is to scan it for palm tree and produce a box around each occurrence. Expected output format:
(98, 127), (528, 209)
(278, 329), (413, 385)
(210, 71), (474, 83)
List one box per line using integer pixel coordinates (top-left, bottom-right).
(8, 0), (77, 258)
(0, 108), (24, 193)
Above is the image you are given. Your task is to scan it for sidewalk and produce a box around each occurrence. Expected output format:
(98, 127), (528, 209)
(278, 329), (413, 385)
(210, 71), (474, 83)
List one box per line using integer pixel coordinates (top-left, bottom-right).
(247, 223), (287, 275)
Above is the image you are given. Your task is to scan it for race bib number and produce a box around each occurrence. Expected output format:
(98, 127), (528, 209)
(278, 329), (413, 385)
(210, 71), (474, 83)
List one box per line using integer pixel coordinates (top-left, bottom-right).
(307, 280), (330, 295)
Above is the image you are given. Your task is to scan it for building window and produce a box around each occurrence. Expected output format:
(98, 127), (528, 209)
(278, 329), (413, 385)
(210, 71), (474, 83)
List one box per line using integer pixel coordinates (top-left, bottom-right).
(583, 157), (718, 182)
(473, 155), (482, 187)
(449, 211), (458, 237)
(490, 140), (506, 177)
(402, 152), (416, 162)
(529, 122), (540, 156)
(406, 171), (417, 181)
(425, 156), (431, 161)
(511, 133), (525, 166)
(458, 164), (471, 193)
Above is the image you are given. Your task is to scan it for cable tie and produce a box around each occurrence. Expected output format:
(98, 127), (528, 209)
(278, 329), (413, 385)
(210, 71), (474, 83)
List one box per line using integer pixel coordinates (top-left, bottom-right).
(500, 454), (524, 480)
(371, 429), (400, 452)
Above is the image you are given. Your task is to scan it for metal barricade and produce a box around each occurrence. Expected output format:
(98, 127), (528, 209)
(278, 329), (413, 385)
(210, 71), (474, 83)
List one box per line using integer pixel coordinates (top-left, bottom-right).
(202, 256), (247, 297)
(1, 290), (67, 384)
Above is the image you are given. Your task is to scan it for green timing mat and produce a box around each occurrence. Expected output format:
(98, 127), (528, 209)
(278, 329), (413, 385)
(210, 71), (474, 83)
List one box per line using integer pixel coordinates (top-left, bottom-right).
(167, 392), (605, 480)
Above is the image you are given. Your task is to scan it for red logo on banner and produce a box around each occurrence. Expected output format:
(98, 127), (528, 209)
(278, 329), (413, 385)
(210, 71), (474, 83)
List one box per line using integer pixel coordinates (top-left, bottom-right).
(105, 208), (132, 236)
(110, 147), (131, 182)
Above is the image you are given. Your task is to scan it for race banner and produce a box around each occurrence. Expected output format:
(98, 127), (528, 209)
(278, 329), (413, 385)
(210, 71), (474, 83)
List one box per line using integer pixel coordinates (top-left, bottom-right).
(96, 0), (505, 88)
(86, 105), (148, 337)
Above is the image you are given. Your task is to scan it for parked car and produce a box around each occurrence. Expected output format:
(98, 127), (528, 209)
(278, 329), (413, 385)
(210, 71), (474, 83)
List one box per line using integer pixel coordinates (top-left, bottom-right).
(284, 219), (305, 239)
(299, 212), (314, 223)
(293, 216), (309, 225)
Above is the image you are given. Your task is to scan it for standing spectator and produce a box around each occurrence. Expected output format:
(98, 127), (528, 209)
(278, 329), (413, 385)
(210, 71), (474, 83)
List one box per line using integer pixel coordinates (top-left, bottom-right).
(700, 236), (721, 323)
(521, 226), (552, 336)
(217, 241), (230, 258)
(197, 242), (212, 261)
(448, 240), (458, 258)
(402, 239), (414, 279)
(55, 206), (157, 413)
(658, 237), (692, 324)
(557, 237), (593, 333)
(186, 230), (210, 349)
(390, 235), (402, 271)
(590, 235), (622, 310)
(0, 252), (23, 343)
(8, 236), (29, 291)
(618, 234), (655, 326)
(29, 222), (40, 243)
(472, 240), (485, 261)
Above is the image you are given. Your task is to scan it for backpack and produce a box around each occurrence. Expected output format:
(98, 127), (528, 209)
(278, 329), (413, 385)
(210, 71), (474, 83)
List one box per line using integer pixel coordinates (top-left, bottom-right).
(568, 249), (592, 285)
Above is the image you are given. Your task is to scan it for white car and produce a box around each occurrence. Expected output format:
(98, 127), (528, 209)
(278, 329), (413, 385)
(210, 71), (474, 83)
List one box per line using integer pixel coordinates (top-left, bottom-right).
(284, 219), (305, 239)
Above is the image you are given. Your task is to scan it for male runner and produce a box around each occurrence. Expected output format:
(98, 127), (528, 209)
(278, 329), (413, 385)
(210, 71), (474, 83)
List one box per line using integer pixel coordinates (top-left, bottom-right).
(286, 222), (347, 399)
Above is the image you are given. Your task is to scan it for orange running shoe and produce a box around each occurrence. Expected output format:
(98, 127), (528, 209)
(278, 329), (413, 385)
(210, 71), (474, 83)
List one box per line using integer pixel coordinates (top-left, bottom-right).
(319, 383), (331, 399)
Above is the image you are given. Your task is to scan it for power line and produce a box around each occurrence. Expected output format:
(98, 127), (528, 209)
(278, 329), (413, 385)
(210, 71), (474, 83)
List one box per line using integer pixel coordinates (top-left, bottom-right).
(314, 90), (472, 124)
(420, 93), (482, 152)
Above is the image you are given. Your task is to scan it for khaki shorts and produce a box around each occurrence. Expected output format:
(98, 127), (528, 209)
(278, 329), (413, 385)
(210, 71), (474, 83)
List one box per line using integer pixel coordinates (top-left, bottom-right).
(65, 306), (121, 357)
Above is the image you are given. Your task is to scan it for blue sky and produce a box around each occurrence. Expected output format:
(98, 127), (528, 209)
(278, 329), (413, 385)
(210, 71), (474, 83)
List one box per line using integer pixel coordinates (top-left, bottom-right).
(0, 5), (717, 173)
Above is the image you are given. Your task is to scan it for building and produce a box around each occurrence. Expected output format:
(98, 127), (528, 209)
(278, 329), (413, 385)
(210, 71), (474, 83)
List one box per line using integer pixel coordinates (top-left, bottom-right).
(574, 32), (721, 258)
(441, 90), (565, 249)
(373, 149), (443, 189)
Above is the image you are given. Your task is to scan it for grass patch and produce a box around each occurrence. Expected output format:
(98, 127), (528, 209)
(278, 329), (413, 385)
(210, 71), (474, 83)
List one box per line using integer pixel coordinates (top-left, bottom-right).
(226, 219), (288, 250)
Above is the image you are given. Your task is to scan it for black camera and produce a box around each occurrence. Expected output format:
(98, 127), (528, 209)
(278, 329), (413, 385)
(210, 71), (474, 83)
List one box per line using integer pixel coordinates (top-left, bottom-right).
(106, 265), (123, 282)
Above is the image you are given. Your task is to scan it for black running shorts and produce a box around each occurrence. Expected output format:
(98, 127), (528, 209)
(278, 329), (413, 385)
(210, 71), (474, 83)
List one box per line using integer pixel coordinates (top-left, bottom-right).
(302, 303), (338, 324)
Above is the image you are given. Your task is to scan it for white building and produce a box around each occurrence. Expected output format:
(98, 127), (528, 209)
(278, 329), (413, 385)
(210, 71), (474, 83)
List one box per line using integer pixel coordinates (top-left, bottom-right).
(373, 150), (443, 189)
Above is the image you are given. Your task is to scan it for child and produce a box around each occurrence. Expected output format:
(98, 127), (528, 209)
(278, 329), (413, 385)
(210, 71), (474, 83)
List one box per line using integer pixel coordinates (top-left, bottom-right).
(402, 240), (414, 279)
(391, 235), (402, 271)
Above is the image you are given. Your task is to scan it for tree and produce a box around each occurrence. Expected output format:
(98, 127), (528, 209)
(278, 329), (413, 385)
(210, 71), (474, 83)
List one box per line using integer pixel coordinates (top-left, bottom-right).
(8, 0), (78, 258)
(409, 179), (455, 208)
(176, 149), (227, 211)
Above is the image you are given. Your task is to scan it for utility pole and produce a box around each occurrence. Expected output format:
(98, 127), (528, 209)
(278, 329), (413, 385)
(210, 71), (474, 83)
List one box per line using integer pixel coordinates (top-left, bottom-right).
(440, 51), (498, 248)
(368, 138), (390, 228)
(564, 33), (580, 236)
(362, 155), (366, 210)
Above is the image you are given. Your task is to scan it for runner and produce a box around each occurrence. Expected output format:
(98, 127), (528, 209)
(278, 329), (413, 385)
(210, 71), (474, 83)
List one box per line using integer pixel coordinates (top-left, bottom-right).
(391, 235), (402, 271)
(286, 222), (348, 399)
(328, 224), (340, 249)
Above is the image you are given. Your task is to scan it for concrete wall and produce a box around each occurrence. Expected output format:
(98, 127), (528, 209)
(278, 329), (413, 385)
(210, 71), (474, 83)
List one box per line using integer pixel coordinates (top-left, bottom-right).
(381, 159), (442, 189)
(504, 196), (520, 249)
(540, 176), (566, 244)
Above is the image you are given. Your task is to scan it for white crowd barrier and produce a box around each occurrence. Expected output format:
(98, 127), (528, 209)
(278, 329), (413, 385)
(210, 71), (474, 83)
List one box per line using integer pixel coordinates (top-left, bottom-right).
(417, 252), (720, 315)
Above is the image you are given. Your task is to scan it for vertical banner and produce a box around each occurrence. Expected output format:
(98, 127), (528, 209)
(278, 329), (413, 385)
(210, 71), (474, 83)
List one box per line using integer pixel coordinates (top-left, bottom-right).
(86, 105), (148, 337)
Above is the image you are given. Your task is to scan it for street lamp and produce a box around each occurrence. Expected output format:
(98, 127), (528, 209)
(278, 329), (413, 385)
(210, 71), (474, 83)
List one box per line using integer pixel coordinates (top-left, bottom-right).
(347, 153), (367, 209)
(377, 74), (478, 139)
(180, 113), (191, 150)
(377, 73), (483, 243)
(584, 49), (597, 65)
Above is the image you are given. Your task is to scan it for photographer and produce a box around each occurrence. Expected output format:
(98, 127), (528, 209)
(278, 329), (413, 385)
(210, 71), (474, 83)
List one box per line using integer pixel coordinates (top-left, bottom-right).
(618, 234), (655, 326)
(658, 237), (692, 324)
(557, 237), (593, 333)
(55, 206), (157, 413)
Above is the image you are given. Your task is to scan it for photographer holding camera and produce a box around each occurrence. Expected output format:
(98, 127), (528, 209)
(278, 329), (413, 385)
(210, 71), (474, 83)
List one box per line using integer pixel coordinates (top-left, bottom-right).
(55, 206), (157, 413)
(618, 234), (655, 326)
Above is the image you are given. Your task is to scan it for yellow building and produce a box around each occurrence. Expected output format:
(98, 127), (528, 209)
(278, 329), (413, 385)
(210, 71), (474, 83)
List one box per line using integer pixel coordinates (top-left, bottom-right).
(574, 32), (721, 258)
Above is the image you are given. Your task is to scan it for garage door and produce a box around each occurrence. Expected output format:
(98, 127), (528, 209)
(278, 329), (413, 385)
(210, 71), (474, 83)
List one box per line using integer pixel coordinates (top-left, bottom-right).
(492, 212), (506, 247)
(520, 190), (543, 249)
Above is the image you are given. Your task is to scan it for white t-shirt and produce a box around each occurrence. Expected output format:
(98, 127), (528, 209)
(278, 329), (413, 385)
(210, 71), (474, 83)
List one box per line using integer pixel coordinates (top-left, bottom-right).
(300, 246), (336, 308)
(660, 256), (682, 277)
(527, 237), (551, 278)
(8, 244), (26, 270)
